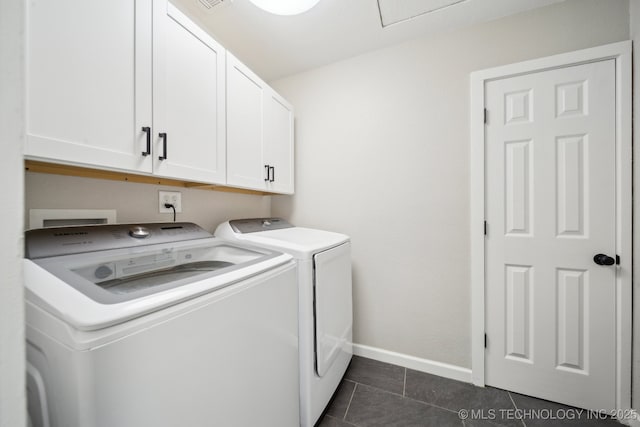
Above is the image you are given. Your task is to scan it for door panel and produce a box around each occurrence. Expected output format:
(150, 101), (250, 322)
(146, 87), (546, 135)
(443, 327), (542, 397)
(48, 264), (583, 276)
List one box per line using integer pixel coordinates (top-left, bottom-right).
(504, 140), (532, 235)
(556, 268), (588, 372)
(504, 264), (532, 362)
(226, 52), (266, 190)
(264, 91), (294, 194)
(153, 2), (226, 184)
(485, 60), (616, 410)
(313, 242), (352, 377)
(25, 0), (152, 173)
(556, 135), (587, 236)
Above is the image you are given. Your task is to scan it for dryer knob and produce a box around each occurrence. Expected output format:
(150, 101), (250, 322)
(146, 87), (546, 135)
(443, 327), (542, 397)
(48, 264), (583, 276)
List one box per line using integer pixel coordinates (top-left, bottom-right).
(129, 226), (150, 238)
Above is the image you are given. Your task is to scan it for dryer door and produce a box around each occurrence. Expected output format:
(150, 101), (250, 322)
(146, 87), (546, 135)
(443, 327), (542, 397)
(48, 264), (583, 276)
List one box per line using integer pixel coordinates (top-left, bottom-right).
(314, 241), (352, 377)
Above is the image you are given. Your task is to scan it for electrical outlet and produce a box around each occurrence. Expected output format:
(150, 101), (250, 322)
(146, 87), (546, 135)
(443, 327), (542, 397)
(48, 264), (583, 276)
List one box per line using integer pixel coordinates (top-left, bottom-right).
(159, 191), (183, 213)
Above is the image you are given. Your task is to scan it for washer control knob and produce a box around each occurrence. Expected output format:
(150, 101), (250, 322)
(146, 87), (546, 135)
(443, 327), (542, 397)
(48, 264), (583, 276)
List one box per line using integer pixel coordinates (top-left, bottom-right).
(129, 226), (150, 238)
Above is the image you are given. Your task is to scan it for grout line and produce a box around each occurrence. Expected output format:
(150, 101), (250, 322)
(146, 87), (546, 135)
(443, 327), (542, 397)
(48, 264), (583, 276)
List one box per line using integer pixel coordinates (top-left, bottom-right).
(349, 357), (537, 427)
(508, 391), (526, 427)
(349, 381), (405, 398)
(401, 394), (461, 415)
(395, 386), (530, 419)
(356, 380), (462, 416)
(324, 415), (359, 426)
(356, 382), (460, 416)
(323, 415), (359, 427)
(403, 368), (407, 397)
(343, 382), (357, 420)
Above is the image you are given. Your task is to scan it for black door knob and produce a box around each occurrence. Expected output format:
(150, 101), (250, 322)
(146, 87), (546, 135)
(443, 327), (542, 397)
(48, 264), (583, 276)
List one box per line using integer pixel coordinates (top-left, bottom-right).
(593, 254), (615, 266)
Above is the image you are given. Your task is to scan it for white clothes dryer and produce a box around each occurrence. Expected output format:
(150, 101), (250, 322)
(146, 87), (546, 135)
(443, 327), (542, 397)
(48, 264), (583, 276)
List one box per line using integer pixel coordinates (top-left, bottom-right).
(24, 222), (299, 427)
(215, 218), (353, 426)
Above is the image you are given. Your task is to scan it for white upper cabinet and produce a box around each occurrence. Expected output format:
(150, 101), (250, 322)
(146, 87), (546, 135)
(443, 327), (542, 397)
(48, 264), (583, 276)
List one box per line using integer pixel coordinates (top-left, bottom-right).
(226, 52), (266, 190)
(25, 0), (225, 184)
(26, 1), (292, 192)
(152, 3), (226, 184)
(25, 0), (154, 173)
(226, 52), (295, 194)
(264, 91), (294, 194)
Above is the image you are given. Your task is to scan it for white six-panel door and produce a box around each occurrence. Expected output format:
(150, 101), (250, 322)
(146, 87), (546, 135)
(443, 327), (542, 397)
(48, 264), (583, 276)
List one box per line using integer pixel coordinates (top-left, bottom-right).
(485, 60), (616, 410)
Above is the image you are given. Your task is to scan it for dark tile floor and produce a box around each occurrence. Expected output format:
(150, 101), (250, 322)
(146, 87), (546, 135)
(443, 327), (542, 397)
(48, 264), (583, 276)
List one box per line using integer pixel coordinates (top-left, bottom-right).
(317, 356), (622, 427)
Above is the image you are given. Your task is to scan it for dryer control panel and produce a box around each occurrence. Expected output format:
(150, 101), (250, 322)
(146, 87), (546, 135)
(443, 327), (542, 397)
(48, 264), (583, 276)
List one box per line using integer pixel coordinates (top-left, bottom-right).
(229, 218), (293, 233)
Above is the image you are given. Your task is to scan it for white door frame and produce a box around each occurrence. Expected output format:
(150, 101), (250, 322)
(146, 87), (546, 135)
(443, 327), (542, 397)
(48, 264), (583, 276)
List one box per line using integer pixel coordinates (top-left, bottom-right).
(470, 41), (632, 410)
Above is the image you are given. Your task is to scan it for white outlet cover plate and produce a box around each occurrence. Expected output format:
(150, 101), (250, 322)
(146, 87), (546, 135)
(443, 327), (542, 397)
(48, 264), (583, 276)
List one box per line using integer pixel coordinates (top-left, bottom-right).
(159, 191), (183, 213)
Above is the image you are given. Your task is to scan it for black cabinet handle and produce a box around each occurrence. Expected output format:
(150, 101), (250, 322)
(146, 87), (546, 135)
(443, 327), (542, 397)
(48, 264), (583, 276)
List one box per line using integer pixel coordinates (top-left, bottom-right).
(141, 127), (151, 156)
(269, 166), (275, 182)
(264, 165), (270, 181)
(159, 133), (167, 160)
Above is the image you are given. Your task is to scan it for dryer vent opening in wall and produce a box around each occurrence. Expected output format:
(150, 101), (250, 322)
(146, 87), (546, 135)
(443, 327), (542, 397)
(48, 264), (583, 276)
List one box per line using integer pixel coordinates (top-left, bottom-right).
(197, 0), (232, 14)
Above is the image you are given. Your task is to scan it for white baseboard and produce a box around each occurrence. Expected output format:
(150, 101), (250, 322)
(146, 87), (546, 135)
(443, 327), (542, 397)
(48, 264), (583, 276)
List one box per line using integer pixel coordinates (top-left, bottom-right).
(352, 343), (473, 384)
(353, 344), (637, 424)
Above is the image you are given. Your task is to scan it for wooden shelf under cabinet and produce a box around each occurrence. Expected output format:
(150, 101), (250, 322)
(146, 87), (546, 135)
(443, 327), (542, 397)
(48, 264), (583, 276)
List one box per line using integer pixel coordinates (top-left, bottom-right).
(25, 160), (270, 196)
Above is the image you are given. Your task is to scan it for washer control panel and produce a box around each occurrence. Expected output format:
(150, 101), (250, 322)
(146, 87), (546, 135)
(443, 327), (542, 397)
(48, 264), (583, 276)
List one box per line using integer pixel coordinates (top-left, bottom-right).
(25, 222), (212, 259)
(229, 218), (293, 234)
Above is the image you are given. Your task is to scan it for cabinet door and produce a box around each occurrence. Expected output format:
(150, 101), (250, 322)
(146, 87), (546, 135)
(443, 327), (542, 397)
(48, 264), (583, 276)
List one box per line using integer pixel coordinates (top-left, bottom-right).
(25, 0), (153, 173)
(264, 90), (294, 194)
(153, 2), (226, 184)
(225, 52), (267, 191)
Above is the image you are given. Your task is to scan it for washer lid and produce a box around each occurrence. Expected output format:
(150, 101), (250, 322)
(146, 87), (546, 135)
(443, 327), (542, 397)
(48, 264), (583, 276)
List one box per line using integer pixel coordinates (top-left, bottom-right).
(25, 238), (292, 330)
(218, 222), (349, 259)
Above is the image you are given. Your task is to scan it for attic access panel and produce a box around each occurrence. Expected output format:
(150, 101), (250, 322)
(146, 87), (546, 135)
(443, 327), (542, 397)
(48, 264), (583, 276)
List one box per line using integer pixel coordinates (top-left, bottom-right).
(377, 0), (468, 27)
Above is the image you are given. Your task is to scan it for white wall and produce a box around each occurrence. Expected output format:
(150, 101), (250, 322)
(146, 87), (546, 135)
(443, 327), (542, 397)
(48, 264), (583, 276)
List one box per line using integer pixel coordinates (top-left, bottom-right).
(631, 0), (640, 412)
(25, 173), (271, 233)
(271, 0), (630, 368)
(0, 0), (26, 425)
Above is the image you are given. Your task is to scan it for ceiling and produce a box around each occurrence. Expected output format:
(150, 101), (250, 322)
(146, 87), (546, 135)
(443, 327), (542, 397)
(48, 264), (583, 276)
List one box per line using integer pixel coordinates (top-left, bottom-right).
(172, 0), (564, 81)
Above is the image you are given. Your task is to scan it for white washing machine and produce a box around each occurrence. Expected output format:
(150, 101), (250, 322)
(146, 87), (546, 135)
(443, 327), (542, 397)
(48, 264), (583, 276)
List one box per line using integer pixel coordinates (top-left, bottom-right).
(24, 222), (299, 427)
(215, 218), (353, 426)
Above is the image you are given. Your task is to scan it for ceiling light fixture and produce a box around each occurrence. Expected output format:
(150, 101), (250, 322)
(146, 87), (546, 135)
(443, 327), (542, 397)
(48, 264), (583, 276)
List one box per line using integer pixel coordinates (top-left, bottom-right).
(248, 0), (321, 15)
